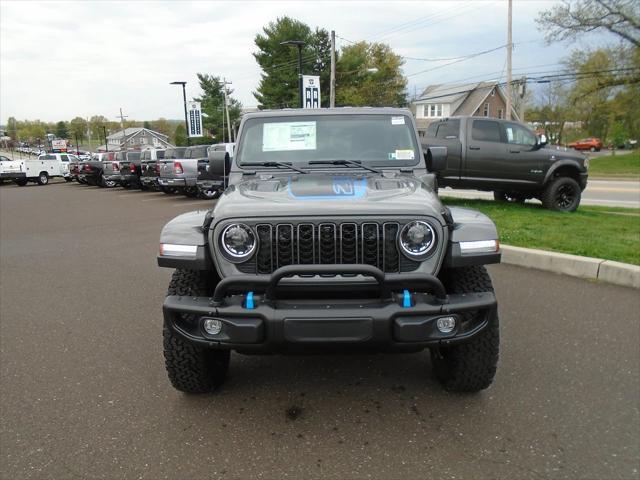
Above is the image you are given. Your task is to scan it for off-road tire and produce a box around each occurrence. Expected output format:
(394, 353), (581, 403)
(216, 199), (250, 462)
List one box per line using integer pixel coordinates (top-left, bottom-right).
(431, 265), (499, 393)
(493, 190), (526, 204)
(37, 172), (49, 185)
(199, 188), (222, 200)
(14, 179), (28, 186)
(541, 176), (581, 212)
(163, 269), (229, 393)
(183, 187), (199, 198)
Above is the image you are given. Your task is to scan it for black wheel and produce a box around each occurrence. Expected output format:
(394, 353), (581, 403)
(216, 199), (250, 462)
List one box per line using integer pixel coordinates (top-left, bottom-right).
(121, 182), (130, 189)
(64, 177), (72, 182)
(37, 172), (49, 185)
(493, 190), (526, 204)
(541, 177), (581, 212)
(163, 269), (229, 393)
(199, 188), (221, 200)
(184, 187), (199, 198)
(431, 265), (499, 393)
(160, 186), (176, 194)
(14, 179), (28, 186)
(103, 177), (117, 188)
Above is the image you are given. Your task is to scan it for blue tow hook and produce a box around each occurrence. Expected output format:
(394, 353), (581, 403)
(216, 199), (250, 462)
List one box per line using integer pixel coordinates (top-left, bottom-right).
(245, 291), (255, 310)
(402, 289), (412, 308)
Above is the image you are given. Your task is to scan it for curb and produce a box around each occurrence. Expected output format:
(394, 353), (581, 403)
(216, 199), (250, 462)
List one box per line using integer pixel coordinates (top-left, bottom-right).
(500, 245), (640, 289)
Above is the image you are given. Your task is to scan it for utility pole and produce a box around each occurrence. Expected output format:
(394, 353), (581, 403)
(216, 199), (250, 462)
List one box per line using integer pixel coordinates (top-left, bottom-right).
(86, 117), (91, 151)
(117, 108), (128, 150)
(223, 78), (232, 143)
(170, 81), (190, 146)
(505, 0), (513, 120)
(330, 30), (336, 108)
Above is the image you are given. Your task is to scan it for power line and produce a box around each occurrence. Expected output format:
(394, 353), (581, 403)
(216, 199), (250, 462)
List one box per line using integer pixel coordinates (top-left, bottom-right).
(406, 45), (507, 78)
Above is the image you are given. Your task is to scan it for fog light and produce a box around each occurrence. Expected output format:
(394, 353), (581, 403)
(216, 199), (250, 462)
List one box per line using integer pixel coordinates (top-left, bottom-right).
(203, 318), (223, 335)
(436, 316), (456, 333)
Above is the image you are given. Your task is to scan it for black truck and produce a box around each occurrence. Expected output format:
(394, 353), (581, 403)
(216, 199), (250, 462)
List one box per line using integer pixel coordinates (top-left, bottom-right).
(157, 108), (502, 394)
(424, 116), (588, 211)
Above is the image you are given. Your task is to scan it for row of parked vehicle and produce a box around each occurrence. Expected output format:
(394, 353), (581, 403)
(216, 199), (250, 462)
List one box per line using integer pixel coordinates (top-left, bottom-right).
(68, 143), (234, 199)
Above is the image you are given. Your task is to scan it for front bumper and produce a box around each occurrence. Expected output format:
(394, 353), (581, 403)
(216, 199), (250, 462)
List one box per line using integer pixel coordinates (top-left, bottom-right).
(579, 172), (588, 190)
(163, 264), (497, 353)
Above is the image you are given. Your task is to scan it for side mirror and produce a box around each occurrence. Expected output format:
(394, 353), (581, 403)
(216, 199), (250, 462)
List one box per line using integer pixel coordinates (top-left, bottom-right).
(424, 146), (447, 172)
(208, 150), (230, 176)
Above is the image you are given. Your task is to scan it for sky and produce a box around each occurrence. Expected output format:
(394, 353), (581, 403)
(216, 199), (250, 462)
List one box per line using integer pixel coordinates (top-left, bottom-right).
(0, 0), (598, 124)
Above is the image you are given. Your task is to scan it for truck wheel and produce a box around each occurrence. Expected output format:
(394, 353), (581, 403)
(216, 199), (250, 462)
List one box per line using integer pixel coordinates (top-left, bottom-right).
(14, 179), (28, 186)
(431, 265), (499, 393)
(160, 186), (176, 194)
(493, 190), (525, 204)
(37, 172), (49, 185)
(199, 188), (221, 200)
(65, 177), (72, 183)
(541, 177), (581, 212)
(163, 269), (229, 393)
(184, 187), (199, 198)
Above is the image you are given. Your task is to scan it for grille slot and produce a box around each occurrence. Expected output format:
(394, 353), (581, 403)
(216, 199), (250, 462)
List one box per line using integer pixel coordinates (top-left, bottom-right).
(239, 221), (425, 274)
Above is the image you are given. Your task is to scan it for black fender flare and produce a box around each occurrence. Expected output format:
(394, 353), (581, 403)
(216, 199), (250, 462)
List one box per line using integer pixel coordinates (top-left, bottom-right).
(542, 160), (583, 186)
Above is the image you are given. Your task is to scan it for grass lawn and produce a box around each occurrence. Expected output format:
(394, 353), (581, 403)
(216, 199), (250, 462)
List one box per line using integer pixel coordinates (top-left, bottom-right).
(442, 198), (640, 265)
(588, 151), (640, 178)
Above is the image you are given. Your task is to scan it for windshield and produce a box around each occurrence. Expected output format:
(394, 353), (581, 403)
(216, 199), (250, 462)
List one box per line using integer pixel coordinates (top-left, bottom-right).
(236, 114), (419, 167)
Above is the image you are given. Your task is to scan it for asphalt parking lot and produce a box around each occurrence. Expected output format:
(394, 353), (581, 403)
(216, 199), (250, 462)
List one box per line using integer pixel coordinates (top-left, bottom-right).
(1, 180), (639, 479)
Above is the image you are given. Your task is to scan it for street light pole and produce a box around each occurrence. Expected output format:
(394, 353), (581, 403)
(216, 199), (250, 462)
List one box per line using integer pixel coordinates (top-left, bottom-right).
(280, 40), (306, 108)
(170, 81), (190, 146)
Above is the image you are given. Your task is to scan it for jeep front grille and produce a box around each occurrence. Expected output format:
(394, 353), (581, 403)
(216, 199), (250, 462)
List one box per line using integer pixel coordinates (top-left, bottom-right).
(250, 222), (418, 274)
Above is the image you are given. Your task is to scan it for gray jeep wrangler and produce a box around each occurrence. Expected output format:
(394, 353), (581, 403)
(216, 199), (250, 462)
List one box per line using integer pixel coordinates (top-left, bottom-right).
(157, 108), (501, 393)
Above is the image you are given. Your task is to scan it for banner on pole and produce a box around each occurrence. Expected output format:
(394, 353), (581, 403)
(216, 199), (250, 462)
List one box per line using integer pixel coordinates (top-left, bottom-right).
(302, 75), (321, 109)
(187, 101), (203, 137)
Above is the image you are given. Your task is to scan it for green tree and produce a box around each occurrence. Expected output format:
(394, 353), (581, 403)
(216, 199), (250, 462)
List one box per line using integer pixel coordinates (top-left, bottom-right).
(174, 123), (187, 146)
(150, 118), (174, 138)
(6, 117), (18, 140)
(55, 121), (68, 139)
(143, 120), (151, 129)
(88, 115), (109, 144)
(193, 73), (242, 142)
(335, 41), (407, 107)
(253, 17), (331, 108)
(68, 117), (88, 143)
(536, 0), (640, 48)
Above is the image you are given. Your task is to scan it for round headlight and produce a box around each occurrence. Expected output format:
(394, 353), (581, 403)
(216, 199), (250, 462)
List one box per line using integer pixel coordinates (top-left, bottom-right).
(221, 223), (256, 261)
(398, 221), (436, 260)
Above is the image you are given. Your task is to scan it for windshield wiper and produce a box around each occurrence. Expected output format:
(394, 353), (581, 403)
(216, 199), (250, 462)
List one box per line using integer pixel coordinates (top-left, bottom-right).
(242, 161), (308, 174)
(309, 159), (382, 174)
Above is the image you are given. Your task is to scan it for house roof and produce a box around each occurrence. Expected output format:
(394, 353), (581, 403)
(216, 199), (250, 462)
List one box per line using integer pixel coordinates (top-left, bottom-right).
(415, 83), (479, 104)
(414, 81), (519, 122)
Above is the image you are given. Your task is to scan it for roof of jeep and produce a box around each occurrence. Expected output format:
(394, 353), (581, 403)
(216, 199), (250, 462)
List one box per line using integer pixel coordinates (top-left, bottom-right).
(242, 107), (412, 120)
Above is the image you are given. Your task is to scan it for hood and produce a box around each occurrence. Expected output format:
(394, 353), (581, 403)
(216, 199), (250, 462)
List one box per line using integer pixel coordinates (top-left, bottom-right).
(541, 146), (586, 162)
(213, 173), (444, 221)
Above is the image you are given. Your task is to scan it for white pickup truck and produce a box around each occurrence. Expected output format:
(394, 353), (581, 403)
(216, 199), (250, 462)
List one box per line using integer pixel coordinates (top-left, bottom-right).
(0, 153), (76, 186)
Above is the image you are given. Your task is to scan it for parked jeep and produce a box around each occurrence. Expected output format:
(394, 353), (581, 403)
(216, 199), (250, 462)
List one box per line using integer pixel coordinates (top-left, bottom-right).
(157, 108), (501, 394)
(424, 116), (588, 211)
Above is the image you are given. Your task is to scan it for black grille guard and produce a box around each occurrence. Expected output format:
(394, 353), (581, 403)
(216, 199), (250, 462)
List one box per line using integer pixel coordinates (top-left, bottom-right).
(211, 264), (447, 306)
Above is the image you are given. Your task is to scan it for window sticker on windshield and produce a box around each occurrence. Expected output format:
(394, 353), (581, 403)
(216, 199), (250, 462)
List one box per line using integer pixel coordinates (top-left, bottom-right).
(391, 116), (405, 125)
(395, 149), (415, 160)
(263, 122), (317, 151)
